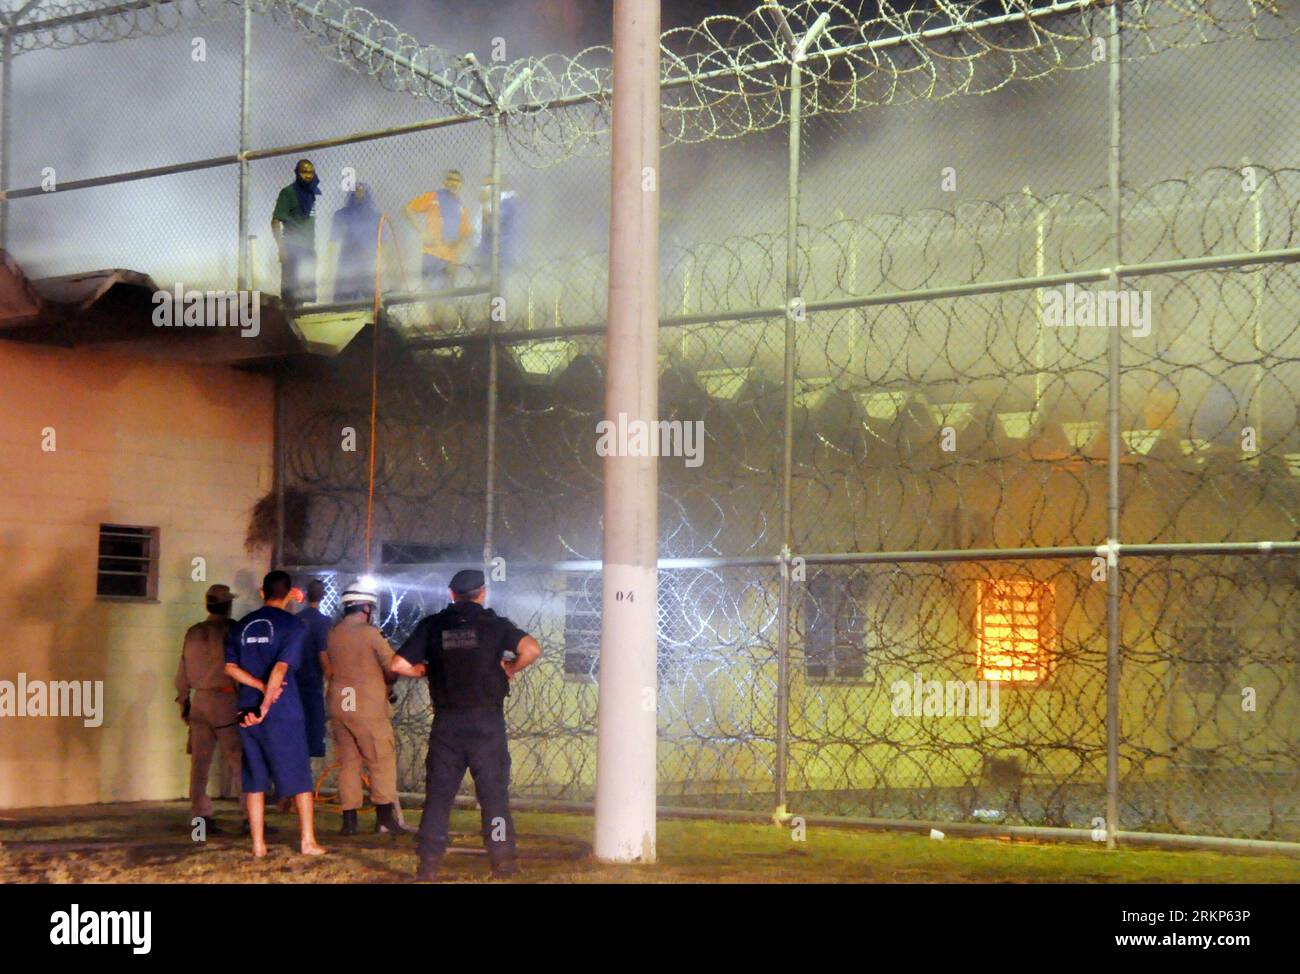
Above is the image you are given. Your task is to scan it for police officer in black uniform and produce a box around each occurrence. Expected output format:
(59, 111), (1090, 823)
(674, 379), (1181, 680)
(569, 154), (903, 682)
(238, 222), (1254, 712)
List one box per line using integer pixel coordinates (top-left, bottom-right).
(389, 569), (541, 881)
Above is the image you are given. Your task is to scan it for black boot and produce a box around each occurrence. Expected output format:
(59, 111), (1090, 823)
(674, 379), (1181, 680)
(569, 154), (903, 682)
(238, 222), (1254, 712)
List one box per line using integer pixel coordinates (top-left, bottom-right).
(340, 810), (359, 835)
(194, 816), (223, 836)
(375, 803), (414, 834)
(489, 854), (518, 880)
(488, 838), (519, 879)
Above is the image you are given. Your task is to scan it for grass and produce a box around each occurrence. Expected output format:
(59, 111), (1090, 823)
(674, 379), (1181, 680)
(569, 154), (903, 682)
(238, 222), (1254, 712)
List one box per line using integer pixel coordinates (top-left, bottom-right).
(0, 800), (1296, 883)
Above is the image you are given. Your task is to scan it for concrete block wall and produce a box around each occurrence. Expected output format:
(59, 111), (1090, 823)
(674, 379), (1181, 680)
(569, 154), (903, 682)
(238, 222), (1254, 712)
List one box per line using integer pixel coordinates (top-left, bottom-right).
(0, 341), (274, 808)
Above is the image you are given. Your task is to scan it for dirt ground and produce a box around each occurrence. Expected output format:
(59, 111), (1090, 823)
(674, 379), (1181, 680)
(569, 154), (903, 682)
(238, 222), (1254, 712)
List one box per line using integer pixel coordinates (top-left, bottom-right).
(1, 799), (1296, 883)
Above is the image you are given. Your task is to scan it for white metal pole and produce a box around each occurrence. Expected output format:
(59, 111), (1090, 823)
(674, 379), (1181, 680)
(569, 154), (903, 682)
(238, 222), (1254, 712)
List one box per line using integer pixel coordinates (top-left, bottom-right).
(594, 0), (661, 864)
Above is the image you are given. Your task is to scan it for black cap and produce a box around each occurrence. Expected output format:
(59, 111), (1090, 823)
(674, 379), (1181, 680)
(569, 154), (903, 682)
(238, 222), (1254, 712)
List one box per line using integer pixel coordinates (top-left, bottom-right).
(205, 584), (236, 606)
(449, 569), (485, 595)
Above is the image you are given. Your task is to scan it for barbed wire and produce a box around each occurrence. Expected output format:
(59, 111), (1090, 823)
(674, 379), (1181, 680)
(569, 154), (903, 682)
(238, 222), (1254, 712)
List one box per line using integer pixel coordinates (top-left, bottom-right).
(14, 1), (1295, 843)
(299, 553), (1298, 840)
(275, 164), (1300, 571)
(7, 1), (1296, 165)
(4, 0), (235, 49)
(366, 164), (1298, 335)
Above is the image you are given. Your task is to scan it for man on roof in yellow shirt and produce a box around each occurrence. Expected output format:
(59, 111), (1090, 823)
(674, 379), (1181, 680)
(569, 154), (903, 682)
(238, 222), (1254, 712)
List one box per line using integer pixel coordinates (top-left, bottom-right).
(404, 169), (472, 291)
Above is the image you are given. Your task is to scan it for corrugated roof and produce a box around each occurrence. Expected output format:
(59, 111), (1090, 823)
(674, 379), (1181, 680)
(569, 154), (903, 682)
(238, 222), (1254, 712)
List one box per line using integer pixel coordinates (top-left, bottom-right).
(0, 249), (311, 367)
(0, 249), (45, 326)
(27, 268), (156, 309)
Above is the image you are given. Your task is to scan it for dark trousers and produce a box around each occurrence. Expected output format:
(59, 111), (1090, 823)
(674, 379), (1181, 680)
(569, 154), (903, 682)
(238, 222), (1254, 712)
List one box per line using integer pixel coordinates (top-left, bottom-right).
(417, 709), (516, 866)
(281, 244), (317, 305)
(298, 681), (327, 759)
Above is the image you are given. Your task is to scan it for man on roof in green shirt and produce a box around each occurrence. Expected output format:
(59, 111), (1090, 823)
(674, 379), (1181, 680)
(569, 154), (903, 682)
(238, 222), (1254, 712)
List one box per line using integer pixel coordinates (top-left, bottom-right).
(271, 158), (321, 307)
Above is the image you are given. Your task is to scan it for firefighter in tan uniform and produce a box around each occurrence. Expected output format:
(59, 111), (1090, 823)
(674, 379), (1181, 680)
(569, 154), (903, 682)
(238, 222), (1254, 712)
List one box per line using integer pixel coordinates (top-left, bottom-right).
(327, 581), (421, 835)
(175, 584), (247, 834)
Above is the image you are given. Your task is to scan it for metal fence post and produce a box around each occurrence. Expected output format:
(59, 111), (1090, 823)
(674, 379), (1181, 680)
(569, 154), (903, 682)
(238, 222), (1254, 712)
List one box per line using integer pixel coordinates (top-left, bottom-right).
(775, 49), (803, 822)
(484, 113), (502, 569)
(1244, 155), (1265, 440)
(1104, 0), (1124, 852)
(1024, 185), (1047, 414)
(238, 0), (252, 290)
(0, 28), (11, 252)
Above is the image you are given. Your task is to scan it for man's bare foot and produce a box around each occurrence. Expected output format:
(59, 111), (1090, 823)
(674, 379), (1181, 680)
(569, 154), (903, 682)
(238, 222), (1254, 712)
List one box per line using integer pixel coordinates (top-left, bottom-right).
(252, 842), (268, 858)
(301, 840), (326, 856)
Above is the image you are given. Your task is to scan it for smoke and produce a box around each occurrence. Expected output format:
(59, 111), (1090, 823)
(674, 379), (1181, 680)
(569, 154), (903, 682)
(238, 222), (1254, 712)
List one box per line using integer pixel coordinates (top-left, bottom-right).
(6, 1), (1296, 312)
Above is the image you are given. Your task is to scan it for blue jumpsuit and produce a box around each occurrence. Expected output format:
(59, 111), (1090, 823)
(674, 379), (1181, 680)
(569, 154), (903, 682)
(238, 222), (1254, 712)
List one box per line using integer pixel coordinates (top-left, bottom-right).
(224, 605), (313, 797)
(477, 190), (522, 270)
(295, 605), (331, 759)
(330, 183), (381, 302)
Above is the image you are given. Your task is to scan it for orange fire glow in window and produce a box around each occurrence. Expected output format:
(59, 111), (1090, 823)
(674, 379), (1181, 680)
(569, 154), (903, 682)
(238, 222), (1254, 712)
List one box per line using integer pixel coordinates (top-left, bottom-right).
(976, 578), (1053, 683)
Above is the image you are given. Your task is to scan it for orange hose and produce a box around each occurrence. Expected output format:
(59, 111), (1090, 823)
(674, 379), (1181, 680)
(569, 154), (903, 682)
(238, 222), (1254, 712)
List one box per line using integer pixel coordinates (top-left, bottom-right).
(363, 213), (410, 573)
(313, 759), (370, 808)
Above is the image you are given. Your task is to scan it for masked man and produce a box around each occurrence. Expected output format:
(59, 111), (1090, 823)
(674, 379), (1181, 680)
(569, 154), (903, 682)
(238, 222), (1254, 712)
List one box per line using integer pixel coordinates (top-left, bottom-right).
(272, 158), (321, 306)
(328, 182), (382, 302)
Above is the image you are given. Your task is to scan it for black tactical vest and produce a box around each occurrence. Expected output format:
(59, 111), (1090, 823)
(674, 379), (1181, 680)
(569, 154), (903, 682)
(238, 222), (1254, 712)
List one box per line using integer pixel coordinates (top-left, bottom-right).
(420, 602), (515, 711)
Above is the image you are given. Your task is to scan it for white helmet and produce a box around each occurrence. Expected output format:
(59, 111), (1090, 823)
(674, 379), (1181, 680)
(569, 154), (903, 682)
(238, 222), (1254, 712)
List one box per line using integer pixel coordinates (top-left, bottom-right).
(339, 580), (379, 608)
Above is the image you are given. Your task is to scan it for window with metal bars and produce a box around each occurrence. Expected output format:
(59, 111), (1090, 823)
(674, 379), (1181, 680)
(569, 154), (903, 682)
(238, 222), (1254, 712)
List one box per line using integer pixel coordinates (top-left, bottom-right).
(561, 570), (714, 680)
(975, 578), (1054, 684)
(96, 524), (159, 600)
(1179, 622), (1238, 693)
(804, 571), (869, 681)
(379, 541), (473, 566)
(562, 573), (601, 678)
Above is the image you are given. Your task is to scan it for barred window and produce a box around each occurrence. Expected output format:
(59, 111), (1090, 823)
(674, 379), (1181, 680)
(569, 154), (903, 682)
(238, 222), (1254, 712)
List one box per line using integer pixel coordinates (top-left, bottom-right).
(1179, 622), (1237, 693)
(804, 572), (868, 680)
(562, 571), (709, 679)
(563, 573), (601, 678)
(379, 541), (472, 566)
(96, 524), (159, 600)
(976, 578), (1054, 683)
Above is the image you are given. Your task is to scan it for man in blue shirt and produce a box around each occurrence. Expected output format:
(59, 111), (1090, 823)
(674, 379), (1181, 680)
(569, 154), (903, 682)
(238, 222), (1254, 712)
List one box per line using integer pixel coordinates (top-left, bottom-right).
(296, 579), (332, 764)
(224, 570), (325, 858)
(476, 177), (522, 274)
(329, 182), (382, 302)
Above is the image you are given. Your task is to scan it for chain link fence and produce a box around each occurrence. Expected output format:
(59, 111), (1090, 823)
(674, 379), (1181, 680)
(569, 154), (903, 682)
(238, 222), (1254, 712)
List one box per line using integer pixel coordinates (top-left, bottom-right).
(4, 0), (1298, 844)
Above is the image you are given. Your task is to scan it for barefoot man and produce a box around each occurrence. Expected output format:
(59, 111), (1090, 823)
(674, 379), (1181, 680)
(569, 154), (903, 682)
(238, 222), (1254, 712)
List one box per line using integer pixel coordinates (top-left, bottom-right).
(224, 570), (325, 858)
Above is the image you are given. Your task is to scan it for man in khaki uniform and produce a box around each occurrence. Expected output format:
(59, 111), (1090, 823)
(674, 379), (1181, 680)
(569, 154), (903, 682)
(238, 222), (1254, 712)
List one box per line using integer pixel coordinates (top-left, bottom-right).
(176, 583), (247, 834)
(327, 581), (421, 835)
